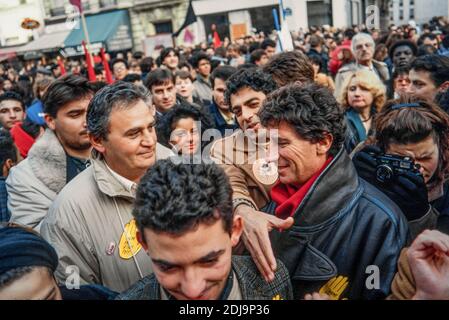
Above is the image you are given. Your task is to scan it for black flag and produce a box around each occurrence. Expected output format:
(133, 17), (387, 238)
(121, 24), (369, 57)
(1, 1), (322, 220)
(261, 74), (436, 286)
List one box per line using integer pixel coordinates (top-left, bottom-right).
(173, 0), (197, 37)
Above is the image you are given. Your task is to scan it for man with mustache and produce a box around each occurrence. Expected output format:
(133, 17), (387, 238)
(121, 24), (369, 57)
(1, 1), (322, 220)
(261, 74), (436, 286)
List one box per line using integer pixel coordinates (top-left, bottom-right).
(41, 82), (170, 292)
(335, 33), (390, 97)
(7, 75), (94, 231)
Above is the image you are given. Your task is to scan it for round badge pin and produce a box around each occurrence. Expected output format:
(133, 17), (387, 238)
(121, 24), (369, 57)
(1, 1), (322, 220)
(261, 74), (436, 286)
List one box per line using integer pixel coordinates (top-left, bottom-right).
(252, 158), (278, 185)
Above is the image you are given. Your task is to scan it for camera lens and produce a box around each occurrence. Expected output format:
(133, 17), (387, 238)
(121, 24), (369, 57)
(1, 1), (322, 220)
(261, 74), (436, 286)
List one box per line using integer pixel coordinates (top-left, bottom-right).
(376, 165), (394, 183)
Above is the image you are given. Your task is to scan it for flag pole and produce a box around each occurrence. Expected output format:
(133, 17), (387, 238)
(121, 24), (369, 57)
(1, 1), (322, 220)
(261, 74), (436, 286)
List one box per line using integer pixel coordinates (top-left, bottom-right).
(80, 10), (94, 65)
(272, 8), (283, 52)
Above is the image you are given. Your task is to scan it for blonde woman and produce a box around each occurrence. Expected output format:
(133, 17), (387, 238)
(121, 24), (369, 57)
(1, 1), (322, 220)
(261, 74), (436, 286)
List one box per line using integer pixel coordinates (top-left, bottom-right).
(338, 69), (386, 152)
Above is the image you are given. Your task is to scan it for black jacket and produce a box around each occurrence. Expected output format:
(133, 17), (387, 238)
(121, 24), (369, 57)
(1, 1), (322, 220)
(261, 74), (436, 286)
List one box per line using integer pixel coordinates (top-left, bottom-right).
(267, 148), (409, 300)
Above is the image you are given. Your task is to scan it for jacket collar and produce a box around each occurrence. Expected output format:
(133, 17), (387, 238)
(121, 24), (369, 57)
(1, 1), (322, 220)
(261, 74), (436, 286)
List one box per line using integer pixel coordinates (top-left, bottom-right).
(27, 129), (67, 194)
(293, 147), (361, 227)
(90, 149), (135, 200)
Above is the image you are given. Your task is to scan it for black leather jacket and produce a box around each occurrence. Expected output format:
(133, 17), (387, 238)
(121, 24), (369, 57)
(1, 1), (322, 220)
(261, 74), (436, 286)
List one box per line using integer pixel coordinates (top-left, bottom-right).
(268, 148), (409, 300)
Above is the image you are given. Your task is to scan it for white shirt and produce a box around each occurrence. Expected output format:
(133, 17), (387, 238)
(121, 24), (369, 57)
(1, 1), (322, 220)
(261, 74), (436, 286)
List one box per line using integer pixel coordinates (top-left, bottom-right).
(106, 164), (137, 195)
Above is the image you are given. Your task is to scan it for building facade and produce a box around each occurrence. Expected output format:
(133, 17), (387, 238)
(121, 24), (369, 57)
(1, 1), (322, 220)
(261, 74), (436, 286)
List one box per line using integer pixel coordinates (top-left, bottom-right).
(388, 0), (449, 25)
(0, 0), (46, 47)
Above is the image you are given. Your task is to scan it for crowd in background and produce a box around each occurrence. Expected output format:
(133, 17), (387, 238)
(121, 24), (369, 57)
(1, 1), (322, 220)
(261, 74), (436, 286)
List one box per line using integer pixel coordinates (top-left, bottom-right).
(1, 14), (449, 301)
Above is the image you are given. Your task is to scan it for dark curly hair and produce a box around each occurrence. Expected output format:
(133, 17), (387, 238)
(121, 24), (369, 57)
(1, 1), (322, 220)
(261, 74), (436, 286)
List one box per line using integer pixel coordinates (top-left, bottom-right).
(133, 160), (233, 238)
(368, 95), (449, 191)
(156, 101), (214, 152)
(224, 68), (277, 107)
(259, 83), (346, 157)
(262, 51), (314, 87)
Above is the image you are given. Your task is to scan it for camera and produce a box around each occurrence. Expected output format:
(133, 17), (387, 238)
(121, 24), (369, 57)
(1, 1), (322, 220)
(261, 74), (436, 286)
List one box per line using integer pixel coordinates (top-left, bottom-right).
(368, 153), (421, 183)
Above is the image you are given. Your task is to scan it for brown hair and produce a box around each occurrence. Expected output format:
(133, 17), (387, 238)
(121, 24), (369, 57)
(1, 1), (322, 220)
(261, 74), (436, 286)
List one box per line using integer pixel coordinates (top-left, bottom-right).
(369, 94), (449, 190)
(262, 51), (314, 87)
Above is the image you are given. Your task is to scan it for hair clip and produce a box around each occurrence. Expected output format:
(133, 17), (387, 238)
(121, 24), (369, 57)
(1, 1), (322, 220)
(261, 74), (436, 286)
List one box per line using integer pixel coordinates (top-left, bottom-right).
(391, 102), (421, 110)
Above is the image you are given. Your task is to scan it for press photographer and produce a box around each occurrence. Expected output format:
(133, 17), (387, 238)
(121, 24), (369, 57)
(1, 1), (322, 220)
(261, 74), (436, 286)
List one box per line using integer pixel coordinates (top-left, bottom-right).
(353, 96), (449, 238)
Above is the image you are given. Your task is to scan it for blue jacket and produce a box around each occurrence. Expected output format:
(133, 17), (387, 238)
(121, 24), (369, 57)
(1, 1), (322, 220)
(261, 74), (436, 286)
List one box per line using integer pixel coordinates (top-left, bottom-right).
(0, 177), (10, 223)
(26, 99), (46, 126)
(208, 101), (238, 137)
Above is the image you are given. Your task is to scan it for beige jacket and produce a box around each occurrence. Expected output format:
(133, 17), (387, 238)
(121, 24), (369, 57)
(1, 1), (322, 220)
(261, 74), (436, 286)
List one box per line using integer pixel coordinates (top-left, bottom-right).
(210, 129), (275, 210)
(41, 148), (171, 293)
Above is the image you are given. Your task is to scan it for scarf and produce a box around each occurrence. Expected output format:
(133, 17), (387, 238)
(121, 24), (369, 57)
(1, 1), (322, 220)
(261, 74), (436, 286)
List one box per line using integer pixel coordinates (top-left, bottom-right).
(271, 157), (333, 219)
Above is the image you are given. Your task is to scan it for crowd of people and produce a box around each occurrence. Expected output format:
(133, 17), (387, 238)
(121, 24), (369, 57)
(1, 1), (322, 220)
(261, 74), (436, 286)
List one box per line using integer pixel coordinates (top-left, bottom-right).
(1, 15), (449, 300)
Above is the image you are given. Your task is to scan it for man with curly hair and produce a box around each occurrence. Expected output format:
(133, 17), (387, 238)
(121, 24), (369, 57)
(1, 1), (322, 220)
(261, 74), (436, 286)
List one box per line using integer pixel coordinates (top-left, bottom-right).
(257, 83), (408, 300)
(209, 69), (297, 282)
(116, 161), (293, 300)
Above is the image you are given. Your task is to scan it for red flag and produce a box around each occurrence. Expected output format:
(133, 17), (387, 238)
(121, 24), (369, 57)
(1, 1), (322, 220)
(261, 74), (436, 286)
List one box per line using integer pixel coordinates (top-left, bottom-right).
(57, 56), (66, 76)
(101, 48), (113, 84)
(69, 0), (83, 13)
(82, 41), (96, 82)
(213, 31), (222, 49)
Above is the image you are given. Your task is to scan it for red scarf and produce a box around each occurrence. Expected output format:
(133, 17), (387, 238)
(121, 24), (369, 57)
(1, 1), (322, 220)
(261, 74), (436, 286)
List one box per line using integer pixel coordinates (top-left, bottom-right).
(10, 123), (36, 158)
(271, 157), (333, 219)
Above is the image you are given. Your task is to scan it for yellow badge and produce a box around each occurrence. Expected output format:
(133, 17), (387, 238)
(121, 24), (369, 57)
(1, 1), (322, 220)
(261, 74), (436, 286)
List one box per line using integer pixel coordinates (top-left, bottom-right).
(119, 219), (142, 260)
(319, 276), (349, 300)
(272, 294), (283, 300)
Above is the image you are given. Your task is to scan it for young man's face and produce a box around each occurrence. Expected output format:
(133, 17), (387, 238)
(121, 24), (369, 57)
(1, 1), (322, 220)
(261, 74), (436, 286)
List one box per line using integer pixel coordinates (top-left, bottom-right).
(267, 121), (331, 185)
(113, 62), (128, 80)
(151, 81), (177, 113)
(163, 52), (179, 71)
(196, 59), (211, 78)
(140, 217), (243, 300)
(0, 99), (25, 130)
(265, 46), (276, 58)
(392, 45), (414, 67)
(407, 69), (438, 101)
(45, 97), (92, 152)
(255, 54), (269, 66)
(0, 267), (62, 300)
(212, 78), (230, 113)
(91, 100), (157, 183)
(423, 37), (439, 50)
(230, 87), (266, 132)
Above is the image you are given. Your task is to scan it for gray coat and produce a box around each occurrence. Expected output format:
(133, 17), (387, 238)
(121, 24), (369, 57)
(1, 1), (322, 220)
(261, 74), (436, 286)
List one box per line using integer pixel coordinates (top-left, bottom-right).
(7, 129), (67, 232)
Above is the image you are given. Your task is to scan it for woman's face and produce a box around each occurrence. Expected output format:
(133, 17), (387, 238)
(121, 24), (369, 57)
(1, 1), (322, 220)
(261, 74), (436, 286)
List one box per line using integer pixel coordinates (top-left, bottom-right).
(175, 77), (194, 100)
(386, 134), (440, 185)
(170, 117), (200, 155)
(347, 78), (374, 111)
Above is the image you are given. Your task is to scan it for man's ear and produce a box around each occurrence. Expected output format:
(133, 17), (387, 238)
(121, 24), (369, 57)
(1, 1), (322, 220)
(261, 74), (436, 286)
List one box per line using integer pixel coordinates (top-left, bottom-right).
(44, 114), (56, 131)
(89, 134), (106, 154)
(316, 133), (334, 155)
(439, 81), (449, 92)
(3, 158), (14, 177)
(230, 215), (244, 247)
(137, 230), (148, 251)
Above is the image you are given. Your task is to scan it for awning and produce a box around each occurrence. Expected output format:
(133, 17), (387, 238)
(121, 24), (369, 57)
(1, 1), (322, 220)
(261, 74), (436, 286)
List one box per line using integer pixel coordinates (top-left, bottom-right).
(0, 46), (23, 62)
(16, 30), (71, 54)
(64, 9), (132, 55)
